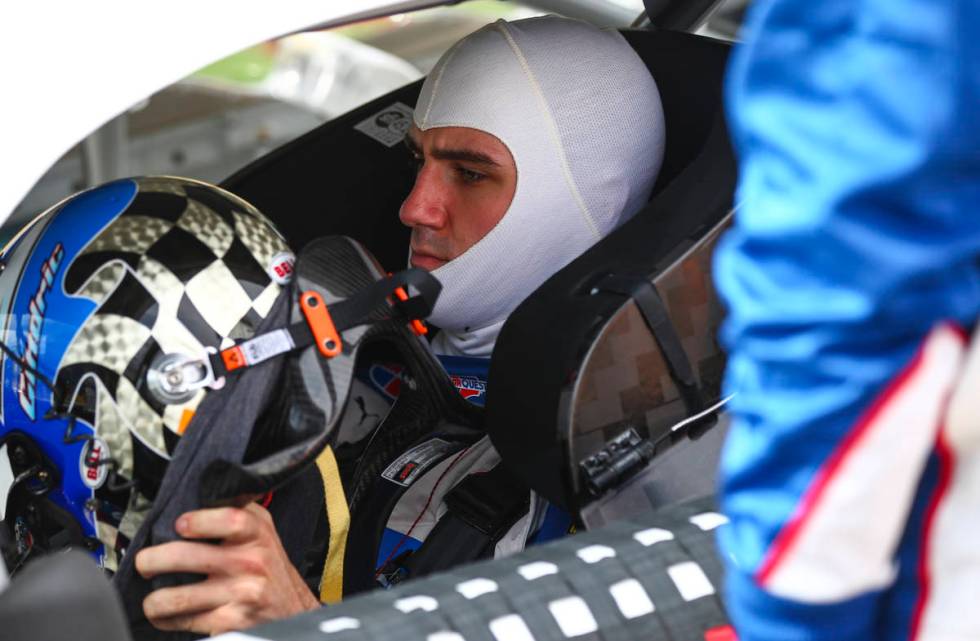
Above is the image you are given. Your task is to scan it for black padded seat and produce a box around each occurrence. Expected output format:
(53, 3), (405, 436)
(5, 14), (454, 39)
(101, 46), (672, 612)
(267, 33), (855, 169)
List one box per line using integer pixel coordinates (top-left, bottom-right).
(222, 81), (423, 270)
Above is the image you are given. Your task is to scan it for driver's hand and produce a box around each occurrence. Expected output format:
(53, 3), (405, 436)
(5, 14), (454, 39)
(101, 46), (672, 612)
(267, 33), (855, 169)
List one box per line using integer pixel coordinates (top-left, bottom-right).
(135, 502), (321, 635)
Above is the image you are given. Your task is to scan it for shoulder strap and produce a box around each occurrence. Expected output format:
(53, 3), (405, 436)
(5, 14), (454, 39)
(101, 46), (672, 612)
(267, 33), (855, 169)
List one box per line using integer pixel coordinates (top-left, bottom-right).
(594, 273), (704, 417)
(340, 325), (486, 597)
(314, 446), (349, 604)
(394, 463), (530, 581)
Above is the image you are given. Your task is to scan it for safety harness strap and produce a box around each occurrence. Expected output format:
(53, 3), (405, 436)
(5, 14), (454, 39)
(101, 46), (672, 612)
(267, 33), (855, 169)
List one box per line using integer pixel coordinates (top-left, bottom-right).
(314, 446), (349, 604)
(397, 463), (530, 580)
(212, 268), (438, 378)
(596, 274), (703, 416)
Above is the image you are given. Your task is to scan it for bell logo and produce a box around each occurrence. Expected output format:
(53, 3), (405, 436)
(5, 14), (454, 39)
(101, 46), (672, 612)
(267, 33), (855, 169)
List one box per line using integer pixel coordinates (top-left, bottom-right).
(268, 251), (296, 285)
(79, 438), (110, 489)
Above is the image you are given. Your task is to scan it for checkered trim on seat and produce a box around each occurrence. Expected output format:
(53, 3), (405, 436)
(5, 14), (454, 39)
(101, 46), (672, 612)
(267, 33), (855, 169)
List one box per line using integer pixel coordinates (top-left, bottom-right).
(216, 497), (731, 641)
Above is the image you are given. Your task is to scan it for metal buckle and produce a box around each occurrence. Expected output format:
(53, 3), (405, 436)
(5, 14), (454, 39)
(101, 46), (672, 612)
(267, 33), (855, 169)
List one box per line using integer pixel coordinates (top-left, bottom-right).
(146, 351), (221, 405)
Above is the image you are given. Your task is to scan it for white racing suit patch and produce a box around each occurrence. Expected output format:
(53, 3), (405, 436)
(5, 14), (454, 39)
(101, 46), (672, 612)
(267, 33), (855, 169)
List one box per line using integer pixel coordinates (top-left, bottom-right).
(382, 437), (457, 487)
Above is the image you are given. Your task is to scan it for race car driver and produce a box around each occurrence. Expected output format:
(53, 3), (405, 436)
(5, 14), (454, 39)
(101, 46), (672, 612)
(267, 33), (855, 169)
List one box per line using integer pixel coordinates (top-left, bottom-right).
(715, 0), (980, 639)
(134, 15), (666, 635)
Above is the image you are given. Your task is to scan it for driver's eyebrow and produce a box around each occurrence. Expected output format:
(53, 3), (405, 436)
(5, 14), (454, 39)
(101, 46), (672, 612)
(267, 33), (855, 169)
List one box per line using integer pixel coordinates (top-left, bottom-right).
(432, 147), (501, 167)
(404, 134), (501, 167)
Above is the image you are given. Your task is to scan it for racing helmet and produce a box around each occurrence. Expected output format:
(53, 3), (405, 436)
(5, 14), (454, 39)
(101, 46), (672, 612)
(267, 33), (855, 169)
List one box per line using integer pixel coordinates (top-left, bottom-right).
(0, 176), (295, 571)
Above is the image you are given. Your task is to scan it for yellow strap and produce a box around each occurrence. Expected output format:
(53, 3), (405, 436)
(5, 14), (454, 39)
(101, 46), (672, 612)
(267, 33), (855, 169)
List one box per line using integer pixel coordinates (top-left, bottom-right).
(314, 445), (349, 604)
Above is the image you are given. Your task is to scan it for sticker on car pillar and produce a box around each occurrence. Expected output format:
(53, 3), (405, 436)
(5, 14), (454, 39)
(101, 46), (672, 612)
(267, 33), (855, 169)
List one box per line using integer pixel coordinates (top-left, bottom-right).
(354, 102), (414, 147)
(382, 437), (457, 487)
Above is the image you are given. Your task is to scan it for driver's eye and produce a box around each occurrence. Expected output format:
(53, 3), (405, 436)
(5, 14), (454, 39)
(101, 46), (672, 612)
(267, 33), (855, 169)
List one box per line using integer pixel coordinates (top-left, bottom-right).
(456, 166), (485, 184)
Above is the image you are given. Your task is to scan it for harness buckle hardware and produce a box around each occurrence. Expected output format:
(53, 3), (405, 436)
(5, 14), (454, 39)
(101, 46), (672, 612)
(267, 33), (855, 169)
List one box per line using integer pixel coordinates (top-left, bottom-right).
(146, 352), (218, 405)
(393, 285), (428, 336)
(300, 290), (343, 358)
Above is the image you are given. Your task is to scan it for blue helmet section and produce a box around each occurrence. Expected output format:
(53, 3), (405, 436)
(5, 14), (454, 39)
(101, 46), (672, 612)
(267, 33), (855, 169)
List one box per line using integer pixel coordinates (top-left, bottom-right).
(1, 179), (137, 559)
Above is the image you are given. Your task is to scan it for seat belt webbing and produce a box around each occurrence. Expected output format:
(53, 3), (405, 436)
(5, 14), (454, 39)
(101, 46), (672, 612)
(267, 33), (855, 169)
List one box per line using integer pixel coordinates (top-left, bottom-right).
(398, 464), (529, 580)
(596, 273), (704, 416)
(315, 446), (349, 604)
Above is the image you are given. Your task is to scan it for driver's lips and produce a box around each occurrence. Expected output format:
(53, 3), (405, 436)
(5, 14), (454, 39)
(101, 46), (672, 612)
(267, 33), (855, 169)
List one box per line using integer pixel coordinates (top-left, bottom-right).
(409, 249), (448, 271)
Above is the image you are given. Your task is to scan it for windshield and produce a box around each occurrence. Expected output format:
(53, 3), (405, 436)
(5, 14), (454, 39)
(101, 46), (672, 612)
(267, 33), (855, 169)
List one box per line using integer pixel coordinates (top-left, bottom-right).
(7, 0), (750, 244)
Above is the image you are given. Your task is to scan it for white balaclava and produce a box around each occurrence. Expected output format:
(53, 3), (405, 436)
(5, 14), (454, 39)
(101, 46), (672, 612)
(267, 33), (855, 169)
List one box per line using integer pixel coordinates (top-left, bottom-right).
(415, 16), (665, 357)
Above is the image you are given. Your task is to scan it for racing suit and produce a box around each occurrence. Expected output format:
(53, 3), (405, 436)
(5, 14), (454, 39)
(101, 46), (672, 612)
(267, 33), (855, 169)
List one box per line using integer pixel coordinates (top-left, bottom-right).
(714, 1), (980, 639)
(329, 351), (570, 594)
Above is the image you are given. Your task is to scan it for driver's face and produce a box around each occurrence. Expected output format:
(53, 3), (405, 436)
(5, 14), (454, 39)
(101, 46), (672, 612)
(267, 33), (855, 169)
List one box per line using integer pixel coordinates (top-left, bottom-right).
(399, 125), (517, 271)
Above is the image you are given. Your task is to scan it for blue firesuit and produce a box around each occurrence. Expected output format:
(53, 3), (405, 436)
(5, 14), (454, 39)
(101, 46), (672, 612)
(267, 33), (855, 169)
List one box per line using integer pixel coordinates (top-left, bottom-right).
(714, 1), (980, 640)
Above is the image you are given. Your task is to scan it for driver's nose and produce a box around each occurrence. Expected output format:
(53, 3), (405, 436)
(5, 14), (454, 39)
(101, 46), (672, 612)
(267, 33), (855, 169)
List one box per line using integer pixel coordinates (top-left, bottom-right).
(399, 166), (449, 230)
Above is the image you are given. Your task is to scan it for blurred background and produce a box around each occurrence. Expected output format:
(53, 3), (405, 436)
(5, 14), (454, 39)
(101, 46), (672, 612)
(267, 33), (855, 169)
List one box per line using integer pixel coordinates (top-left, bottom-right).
(6, 0), (750, 243)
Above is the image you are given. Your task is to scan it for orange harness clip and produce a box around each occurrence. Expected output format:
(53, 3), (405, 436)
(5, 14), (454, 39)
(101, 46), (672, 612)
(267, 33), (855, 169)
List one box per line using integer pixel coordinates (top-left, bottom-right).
(221, 346), (247, 372)
(300, 290), (342, 358)
(393, 285), (428, 336)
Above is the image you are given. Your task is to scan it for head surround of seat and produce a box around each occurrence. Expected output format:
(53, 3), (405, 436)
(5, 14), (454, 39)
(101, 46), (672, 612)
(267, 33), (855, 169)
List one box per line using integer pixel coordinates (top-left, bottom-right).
(486, 28), (736, 513)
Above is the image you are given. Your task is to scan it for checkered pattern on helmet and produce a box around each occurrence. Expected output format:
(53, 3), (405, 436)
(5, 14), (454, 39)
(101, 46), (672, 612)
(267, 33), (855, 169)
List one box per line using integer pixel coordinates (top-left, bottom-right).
(115, 376), (168, 456)
(133, 256), (188, 320)
(252, 282), (281, 318)
(64, 183), (287, 350)
(176, 199), (235, 257)
(74, 261), (126, 305)
(233, 209), (290, 270)
(81, 215), (173, 256)
(62, 314), (153, 374)
(183, 260), (263, 338)
(56, 177), (292, 570)
(60, 176), (290, 437)
(139, 177), (190, 197)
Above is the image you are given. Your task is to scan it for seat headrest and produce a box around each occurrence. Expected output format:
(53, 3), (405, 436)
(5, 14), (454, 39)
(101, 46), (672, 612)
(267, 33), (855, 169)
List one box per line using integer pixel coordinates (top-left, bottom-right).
(486, 29), (735, 514)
